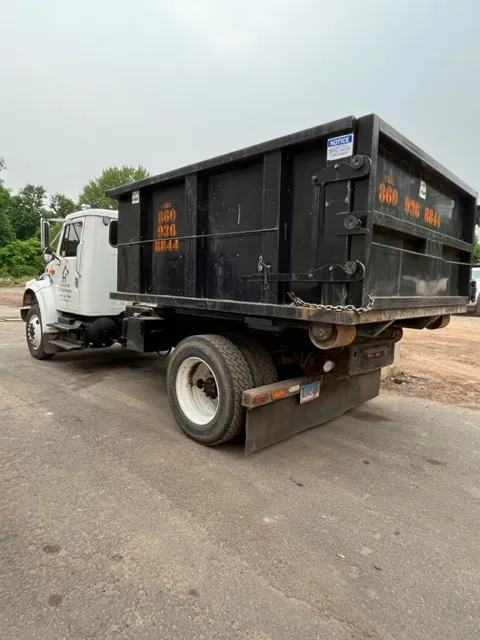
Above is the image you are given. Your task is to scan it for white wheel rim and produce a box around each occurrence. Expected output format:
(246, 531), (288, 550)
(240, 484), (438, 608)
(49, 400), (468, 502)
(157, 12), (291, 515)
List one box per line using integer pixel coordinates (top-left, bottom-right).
(27, 314), (42, 349)
(175, 357), (219, 427)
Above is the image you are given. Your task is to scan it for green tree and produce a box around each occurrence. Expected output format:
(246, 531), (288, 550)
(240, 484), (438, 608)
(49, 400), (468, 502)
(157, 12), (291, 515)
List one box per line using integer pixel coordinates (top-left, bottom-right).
(50, 193), (77, 217)
(474, 237), (480, 266)
(0, 237), (45, 278)
(78, 165), (150, 210)
(0, 157), (6, 185)
(9, 184), (48, 240)
(0, 159), (14, 247)
(0, 186), (14, 247)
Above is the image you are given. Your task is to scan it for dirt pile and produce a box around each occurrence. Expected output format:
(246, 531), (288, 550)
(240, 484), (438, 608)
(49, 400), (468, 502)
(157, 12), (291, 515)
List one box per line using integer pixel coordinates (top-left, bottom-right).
(383, 315), (480, 410)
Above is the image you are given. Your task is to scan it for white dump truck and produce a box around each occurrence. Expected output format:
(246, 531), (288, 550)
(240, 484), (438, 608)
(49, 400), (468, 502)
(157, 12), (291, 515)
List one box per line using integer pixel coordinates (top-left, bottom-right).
(21, 114), (478, 452)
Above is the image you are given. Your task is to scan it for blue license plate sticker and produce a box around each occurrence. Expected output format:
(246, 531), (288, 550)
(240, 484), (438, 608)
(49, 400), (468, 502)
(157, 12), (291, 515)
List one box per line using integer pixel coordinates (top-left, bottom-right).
(299, 381), (321, 404)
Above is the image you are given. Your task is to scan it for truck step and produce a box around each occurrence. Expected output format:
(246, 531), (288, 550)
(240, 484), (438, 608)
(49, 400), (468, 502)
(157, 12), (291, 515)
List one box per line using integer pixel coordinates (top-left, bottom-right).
(48, 338), (83, 351)
(48, 321), (83, 332)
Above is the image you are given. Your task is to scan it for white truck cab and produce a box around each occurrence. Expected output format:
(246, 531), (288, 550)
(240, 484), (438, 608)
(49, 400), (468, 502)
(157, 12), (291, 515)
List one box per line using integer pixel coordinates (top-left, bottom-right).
(21, 208), (125, 358)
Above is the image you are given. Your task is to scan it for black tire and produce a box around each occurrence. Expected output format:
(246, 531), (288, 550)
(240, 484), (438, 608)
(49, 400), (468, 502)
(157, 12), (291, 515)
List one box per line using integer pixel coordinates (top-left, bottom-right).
(474, 300), (480, 317)
(166, 334), (254, 446)
(25, 305), (55, 360)
(227, 333), (278, 387)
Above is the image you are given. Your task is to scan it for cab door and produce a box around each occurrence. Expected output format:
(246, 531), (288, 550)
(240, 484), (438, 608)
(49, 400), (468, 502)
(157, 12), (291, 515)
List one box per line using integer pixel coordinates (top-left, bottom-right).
(52, 219), (84, 313)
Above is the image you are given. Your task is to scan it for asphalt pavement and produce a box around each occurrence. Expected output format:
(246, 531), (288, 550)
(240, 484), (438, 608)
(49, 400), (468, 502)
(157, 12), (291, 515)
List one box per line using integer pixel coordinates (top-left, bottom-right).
(0, 319), (479, 640)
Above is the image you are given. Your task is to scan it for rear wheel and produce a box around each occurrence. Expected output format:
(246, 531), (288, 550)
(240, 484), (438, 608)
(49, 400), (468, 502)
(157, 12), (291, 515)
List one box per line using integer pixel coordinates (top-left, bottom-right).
(166, 334), (254, 446)
(227, 333), (278, 386)
(25, 305), (54, 360)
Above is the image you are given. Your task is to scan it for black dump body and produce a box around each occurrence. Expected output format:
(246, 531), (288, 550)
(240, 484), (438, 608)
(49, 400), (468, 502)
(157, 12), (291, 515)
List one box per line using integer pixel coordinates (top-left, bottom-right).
(108, 114), (477, 326)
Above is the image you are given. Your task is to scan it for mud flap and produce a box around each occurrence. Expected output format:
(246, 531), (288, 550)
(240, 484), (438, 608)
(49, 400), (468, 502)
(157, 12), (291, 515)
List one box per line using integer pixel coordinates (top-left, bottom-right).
(244, 370), (381, 454)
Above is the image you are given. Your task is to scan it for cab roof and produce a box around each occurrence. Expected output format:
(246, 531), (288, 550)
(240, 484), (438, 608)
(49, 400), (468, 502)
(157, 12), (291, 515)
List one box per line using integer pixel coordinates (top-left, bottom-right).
(64, 208), (118, 221)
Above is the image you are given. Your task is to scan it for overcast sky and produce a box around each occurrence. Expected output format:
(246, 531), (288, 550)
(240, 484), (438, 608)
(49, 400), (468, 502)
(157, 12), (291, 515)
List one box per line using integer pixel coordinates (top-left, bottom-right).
(0, 0), (479, 199)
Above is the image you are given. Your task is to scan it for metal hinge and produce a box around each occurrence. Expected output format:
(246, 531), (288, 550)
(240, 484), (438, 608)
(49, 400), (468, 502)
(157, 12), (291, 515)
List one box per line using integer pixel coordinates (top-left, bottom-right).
(311, 154), (371, 186)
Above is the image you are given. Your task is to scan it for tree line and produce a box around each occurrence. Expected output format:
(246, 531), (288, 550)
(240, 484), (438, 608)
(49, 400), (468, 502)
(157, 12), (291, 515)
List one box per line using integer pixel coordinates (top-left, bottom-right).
(0, 160), (149, 281)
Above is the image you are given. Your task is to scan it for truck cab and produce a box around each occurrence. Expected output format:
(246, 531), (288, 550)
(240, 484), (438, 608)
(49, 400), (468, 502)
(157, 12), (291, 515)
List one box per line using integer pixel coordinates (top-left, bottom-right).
(21, 208), (125, 358)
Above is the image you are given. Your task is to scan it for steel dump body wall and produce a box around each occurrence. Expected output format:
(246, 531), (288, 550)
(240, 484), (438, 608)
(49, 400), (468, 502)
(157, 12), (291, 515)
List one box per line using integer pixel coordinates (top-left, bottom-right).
(108, 114), (477, 323)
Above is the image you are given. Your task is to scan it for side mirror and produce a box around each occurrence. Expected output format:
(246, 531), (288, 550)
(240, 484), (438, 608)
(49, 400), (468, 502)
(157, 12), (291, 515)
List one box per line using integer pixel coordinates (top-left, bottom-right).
(40, 218), (50, 250)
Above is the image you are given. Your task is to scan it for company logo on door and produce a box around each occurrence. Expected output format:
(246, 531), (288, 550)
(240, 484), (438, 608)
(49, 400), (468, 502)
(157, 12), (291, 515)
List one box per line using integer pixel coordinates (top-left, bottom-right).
(58, 264), (72, 302)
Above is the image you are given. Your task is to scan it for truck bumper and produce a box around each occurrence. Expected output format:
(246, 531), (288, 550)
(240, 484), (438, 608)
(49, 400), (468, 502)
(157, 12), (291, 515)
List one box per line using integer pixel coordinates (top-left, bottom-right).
(244, 369), (381, 454)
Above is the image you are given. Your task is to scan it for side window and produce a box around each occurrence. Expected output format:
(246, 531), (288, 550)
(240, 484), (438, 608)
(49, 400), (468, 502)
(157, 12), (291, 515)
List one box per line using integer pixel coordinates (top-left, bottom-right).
(109, 220), (118, 247)
(59, 226), (70, 257)
(60, 222), (83, 257)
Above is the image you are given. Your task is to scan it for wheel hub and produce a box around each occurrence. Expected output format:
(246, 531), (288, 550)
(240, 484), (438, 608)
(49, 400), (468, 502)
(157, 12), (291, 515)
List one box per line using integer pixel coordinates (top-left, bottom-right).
(27, 315), (42, 349)
(197, 376), (217, 399)
(175, 357), (220, 427)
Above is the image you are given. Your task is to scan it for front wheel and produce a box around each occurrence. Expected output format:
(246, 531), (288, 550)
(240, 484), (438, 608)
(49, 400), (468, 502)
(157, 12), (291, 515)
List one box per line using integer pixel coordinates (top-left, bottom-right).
(166, 334), (254, 446)
(25, 305), (54, 360)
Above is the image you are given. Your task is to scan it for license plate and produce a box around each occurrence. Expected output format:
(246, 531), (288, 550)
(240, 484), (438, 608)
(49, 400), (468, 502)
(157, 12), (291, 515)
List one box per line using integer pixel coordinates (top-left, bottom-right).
(299, 381), (321, 404)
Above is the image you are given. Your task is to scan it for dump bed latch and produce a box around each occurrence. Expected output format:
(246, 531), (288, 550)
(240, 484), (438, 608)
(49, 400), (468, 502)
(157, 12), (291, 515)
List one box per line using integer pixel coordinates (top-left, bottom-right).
(245, 260), (366, 285)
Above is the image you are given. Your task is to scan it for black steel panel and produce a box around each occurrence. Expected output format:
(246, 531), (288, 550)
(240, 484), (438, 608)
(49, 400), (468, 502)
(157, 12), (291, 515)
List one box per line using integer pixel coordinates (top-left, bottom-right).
(375, 140), (461, 239)
(351, 114), (379, 308)
(110, 113), (477, 322)
(261, 152), (283, 304)
(289, 146), (327, 303)
(184, 174), (201, 298)
(117, 197), (141, 293)
(366, 128), (476, 302)
(149, 184), (186, 296)
(205, 163), (264, 302)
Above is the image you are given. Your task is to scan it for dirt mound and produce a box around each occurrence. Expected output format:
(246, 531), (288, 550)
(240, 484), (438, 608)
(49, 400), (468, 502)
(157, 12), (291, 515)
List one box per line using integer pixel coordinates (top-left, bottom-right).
(383, 315), (480, 410)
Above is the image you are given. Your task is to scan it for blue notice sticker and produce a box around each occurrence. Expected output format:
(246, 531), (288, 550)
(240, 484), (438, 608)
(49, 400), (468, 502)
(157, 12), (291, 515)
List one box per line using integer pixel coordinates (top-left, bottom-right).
(327, 134), (354, 161)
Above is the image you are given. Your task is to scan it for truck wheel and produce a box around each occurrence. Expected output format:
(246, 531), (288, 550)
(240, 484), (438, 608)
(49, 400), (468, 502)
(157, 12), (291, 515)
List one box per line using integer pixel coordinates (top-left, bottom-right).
(475, 300), (480, 317)
(25, 305), (54, 360)
(166, 334), (254, 446)
(228, 334), (278, 386)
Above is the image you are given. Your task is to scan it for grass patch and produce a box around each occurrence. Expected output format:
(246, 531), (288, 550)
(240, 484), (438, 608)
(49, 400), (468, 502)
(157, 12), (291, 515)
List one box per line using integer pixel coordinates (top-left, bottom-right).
(0, 276), (30, 287)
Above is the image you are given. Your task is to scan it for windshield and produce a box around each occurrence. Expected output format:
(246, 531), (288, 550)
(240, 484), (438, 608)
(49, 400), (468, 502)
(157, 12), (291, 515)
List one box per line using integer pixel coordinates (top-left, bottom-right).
(473, 267), (480, 281)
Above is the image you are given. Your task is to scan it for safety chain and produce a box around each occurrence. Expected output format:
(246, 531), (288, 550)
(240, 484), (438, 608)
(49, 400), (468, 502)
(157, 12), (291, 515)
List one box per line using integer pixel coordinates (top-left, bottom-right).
(287, 292), (375, 314)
